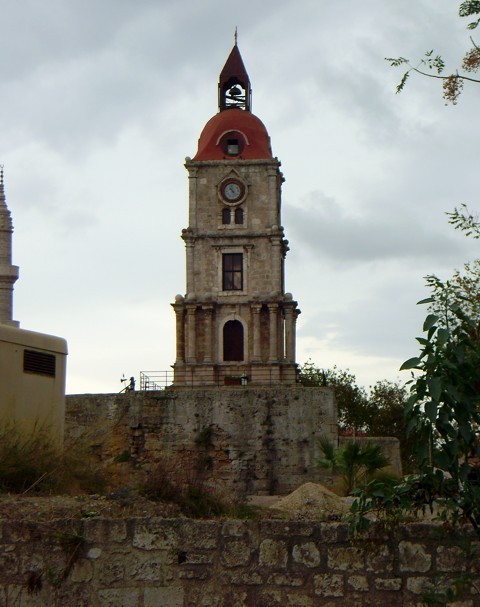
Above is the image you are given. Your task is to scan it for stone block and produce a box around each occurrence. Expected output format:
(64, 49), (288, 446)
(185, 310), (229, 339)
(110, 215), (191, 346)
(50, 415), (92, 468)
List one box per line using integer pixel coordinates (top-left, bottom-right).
(83, 519), (127, 543)
(313, 573), (344, 597)
(131, 555), (173, 582)
(221, 520), (247, 537)
(96, 556), (125, 585)
(374, 577), (402, 591)
(144, 586), (184, 607)
(327, 546), (364, 571)
(285, 595), (314, 607)
(365, 543), (394, 572)
(259, 539), (288, 568)
(436, 545), (467, 572)
(97, 588), (141, 607)
(178, 568), (210, 580)
(267, 572), (304, 586)
(346, 575), (369, 591)
(399, 541), (432, 572)
(228, 570), (263, 585)
(221, 539), (252, 567)
(70, 558), (93, 582)
(132, 521), (178, 551)
(292, 542), (321, 567)
(406, 576), (436, 594)
(0, 550), (19, 575)
(179, 520), (219, 549)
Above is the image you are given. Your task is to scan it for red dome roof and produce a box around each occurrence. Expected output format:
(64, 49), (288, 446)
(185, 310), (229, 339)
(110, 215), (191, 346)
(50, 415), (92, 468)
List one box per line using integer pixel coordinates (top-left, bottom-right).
(194, 109), (272, 161)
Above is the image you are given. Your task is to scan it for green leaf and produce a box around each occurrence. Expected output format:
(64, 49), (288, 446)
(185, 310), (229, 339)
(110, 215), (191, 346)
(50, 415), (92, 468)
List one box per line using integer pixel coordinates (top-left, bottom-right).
(423, 314), (439, 331)
(427, 378), (442, 402)
(396, 71), (410, 94)
(417, 297), (435, 305)
(425, 400), (437, 422)
(436, 328), (450, 347)
(400, 357), (421, 371)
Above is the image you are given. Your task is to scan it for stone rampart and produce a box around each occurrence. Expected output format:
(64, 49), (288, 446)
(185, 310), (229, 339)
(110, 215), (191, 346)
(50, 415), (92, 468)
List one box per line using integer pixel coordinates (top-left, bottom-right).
(1, 518), (477, 606)
(65, 386), (338, 497)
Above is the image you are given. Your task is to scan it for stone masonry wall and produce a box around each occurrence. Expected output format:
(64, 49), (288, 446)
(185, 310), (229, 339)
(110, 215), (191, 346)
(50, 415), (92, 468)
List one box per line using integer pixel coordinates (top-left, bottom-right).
(65, 386), (337, 497)
(1, 518), (478, 606)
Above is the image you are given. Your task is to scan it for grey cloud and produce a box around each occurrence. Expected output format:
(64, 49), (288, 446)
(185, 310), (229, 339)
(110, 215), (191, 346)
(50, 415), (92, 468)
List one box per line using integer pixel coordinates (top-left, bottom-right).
(284, 193), (468, 265)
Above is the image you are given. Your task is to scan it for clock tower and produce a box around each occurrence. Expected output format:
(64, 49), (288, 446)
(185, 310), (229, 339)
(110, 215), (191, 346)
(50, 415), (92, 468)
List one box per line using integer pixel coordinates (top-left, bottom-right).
(172, 43), (300, 386)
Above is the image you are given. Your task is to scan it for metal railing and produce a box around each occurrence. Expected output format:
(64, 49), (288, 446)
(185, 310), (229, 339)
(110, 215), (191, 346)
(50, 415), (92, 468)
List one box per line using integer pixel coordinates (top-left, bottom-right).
(139, 370), (174, 390)
(139, 366), (298, 390)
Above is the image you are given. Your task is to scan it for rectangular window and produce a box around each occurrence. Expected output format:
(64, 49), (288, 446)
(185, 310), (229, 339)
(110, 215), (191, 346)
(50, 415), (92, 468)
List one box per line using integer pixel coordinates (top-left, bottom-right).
(222, 253), (243, 291)
(23, 349), (56, 377)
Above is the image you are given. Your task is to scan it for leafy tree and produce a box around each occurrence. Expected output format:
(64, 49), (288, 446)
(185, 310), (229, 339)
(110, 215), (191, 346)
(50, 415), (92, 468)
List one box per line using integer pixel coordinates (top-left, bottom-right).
(297, 361), (369, 434)
(386, 1), (480, 103)
(298, 361), (412, 467)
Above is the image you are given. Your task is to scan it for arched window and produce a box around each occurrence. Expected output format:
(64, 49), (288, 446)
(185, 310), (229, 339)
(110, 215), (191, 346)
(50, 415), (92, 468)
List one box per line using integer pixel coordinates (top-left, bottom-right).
(223, 320), (244, 361)
(234, 207), (244, 224)
(222, 208), (231, 224)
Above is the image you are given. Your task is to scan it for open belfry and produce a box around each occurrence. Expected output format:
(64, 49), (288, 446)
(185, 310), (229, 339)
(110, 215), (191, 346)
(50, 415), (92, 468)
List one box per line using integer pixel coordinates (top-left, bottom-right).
(172, 42), (300, 386)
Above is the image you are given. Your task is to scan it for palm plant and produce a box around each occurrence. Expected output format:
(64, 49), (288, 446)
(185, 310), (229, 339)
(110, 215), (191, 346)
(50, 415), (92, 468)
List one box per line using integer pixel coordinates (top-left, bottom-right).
(318, 437), (390, 496)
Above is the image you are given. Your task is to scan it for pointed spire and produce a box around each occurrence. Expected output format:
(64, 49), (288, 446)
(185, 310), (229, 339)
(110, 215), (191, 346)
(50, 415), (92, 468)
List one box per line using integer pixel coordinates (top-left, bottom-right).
(0, 165), (6, 206)
(218, 41), (252, 112)
(0, 164), (19, 327)
(0, 164), (13, 230)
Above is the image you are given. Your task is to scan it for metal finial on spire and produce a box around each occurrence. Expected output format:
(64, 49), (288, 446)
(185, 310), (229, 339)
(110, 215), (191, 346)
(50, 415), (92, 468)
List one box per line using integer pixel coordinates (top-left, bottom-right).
(234, 27), (238, 46)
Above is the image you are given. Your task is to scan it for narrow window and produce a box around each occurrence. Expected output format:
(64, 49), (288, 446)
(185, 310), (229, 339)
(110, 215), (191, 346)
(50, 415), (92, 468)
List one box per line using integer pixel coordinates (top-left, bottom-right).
(23, 349), (56, 377)
(226, 138), (240, 155)
(223, 320), (244, 361)
(234, 207), (244, 225)
(222, 253), (243, 291)
(222, 208), (231, 224)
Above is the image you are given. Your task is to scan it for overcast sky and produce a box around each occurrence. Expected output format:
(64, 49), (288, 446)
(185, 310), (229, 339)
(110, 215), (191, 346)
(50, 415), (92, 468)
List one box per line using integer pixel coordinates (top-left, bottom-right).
(1, 0), (477, 394)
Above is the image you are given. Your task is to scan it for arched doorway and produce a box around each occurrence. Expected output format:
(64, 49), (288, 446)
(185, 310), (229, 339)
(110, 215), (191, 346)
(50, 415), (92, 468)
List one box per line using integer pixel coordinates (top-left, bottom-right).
(223, 320), (244, 361)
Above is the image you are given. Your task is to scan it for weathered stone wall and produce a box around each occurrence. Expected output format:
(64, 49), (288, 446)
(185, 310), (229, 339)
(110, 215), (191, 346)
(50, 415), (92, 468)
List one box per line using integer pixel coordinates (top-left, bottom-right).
(2, 518), (477, 606)
(65, 386), (337, 497)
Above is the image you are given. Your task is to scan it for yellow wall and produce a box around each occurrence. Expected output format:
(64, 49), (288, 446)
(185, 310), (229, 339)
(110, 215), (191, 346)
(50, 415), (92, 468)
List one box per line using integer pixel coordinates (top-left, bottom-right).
(0, 324), (67, 444)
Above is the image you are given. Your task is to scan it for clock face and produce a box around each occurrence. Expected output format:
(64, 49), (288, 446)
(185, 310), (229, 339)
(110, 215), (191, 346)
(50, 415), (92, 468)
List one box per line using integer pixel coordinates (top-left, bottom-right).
(220, 179), (245, 204)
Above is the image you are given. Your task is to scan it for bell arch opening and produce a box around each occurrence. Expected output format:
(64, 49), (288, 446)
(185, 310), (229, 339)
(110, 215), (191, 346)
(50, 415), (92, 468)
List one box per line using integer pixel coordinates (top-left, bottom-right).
(223, 320), (244, 361)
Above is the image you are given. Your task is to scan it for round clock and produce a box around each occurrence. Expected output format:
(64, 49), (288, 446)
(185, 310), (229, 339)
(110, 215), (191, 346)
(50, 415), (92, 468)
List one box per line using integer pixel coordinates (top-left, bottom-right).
(220, 178), (245, 204)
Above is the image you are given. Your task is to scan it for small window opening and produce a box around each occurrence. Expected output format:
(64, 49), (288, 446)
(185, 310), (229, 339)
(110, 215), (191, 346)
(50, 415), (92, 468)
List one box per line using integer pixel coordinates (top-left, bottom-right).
(226, 138), (240, 155)
(234, 208), (244, 225)
(222, 208), (231, 224)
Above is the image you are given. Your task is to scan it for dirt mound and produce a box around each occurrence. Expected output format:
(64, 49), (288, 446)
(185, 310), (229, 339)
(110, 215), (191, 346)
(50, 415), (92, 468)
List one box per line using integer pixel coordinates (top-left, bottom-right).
(269, 482), (350, 520)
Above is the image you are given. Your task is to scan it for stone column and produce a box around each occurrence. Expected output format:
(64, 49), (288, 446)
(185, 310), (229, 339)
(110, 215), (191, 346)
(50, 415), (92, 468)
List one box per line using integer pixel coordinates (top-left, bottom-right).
(268, 303), (278, 362)
(203, 305), (213, 363)
(252, 304), (262, 361)
(187, 167), (198, 228)
(285, 306), (295, 363)
(186, 305), (197, 363)
(284, 305), (298, 363)
(185, 240), (195, 294)
(267, 166), (279, 226)
(270, 236), (282, 295)
(172, 304), (185, 363)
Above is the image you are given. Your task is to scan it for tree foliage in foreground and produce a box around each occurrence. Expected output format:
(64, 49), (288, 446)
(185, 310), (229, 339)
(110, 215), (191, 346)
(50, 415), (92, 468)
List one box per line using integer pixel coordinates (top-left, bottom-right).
(353, 207), (480, 538)
(386, 1), (480, 103)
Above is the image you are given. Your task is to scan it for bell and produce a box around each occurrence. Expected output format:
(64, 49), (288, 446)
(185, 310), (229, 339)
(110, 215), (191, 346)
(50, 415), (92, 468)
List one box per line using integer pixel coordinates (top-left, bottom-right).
(229, 86), (242, 97)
